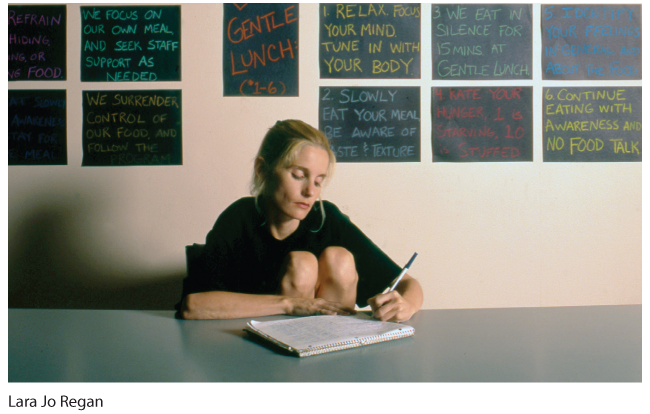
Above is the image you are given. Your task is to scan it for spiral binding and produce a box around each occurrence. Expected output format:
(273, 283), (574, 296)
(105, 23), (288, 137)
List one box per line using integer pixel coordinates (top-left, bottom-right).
(297, 328), (414, 357)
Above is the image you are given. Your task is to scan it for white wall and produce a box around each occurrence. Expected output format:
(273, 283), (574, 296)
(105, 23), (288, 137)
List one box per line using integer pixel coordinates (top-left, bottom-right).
(7, 3), (641, 310)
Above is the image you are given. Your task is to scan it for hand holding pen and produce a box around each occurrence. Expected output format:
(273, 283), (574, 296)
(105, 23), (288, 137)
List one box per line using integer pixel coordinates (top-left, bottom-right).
(367, 253), (419, 323)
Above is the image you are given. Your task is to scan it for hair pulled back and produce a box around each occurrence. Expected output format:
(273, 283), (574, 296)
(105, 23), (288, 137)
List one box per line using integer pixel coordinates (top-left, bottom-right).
(251, 120), (335, 197)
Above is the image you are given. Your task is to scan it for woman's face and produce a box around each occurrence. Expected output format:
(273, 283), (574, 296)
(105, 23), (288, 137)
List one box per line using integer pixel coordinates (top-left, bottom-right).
(268, 144), (330, 224)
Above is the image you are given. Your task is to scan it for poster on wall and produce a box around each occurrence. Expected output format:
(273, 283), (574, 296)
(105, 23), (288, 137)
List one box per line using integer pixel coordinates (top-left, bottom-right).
(431, 87), (533, 162)
(431, 4), (532, 80)
(319, 86), (421, 162)
(319, 3), (421, 79)
(543, 87), (641, 162)
(82, 90), (182, 166)
(223, 3), (299, 96)
(9, 90), (67, 165)
(9, 4), (67, 81)
(80, 5), (181, 82)
(541, 4), (641, 80)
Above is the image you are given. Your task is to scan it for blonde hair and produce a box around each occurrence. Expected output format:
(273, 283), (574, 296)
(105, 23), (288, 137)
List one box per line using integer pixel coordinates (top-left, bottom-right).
(251, 120), (335, 197)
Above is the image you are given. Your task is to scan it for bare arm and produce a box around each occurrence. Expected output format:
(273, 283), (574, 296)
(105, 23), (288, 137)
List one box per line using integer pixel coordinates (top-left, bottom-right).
(179, 290), (355, 320)
(367, 274), (423, 322)
(395, 274), (424, 311)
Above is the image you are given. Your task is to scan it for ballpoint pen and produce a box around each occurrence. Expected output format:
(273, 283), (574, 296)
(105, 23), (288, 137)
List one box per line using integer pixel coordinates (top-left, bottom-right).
(388, 252), (418, 291)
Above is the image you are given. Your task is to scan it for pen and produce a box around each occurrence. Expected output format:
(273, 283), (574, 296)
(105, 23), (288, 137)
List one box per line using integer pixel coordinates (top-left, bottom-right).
(388, 252), (418, 292)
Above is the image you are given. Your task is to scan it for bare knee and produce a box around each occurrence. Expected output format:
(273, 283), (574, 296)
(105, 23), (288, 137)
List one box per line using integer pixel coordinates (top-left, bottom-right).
(318, 247), (358, 288)
(280, 251), (319, 296)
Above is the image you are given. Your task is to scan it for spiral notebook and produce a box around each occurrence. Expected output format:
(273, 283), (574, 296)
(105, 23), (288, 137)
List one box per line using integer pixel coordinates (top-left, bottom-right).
(245, 314), (414, 357)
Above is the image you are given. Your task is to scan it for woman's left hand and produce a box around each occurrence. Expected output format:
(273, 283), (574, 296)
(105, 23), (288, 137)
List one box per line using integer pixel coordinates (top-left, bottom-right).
(367, 290), (417, 323)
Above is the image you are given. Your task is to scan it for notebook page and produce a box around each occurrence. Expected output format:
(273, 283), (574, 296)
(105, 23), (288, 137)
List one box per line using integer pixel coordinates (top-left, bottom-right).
(249, 315), (411, 350)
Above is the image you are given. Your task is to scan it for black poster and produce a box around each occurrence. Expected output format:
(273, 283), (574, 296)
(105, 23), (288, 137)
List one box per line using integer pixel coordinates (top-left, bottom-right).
(432, 87), (533, 162)
(319, 86), (420, 162)
(543, 87), (641, 162)
(223, 3), (299, 96)
(541, 4), (641, 80)
(82, 90), (182, 166)
(320, 3), (421, 79)
(9, 5), (66, 81)
(80, 6), (181, 82)
(9, 90), (67, 165)
(432, 4), (532, 80)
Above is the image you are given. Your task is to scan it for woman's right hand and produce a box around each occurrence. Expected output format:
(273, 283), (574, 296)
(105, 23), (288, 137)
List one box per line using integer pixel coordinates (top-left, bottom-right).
(284, 297), (356, 316)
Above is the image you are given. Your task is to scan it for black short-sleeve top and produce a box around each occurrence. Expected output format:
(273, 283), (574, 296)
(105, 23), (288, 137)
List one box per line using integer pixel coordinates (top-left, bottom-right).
(181, 197), (401, 307)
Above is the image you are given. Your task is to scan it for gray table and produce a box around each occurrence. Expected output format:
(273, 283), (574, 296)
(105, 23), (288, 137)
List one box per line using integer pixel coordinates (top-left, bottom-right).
(8, 305), (641, 382)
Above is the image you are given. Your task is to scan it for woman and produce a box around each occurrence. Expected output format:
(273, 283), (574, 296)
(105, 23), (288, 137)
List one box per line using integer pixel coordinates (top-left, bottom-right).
(179, 120), (423, 321)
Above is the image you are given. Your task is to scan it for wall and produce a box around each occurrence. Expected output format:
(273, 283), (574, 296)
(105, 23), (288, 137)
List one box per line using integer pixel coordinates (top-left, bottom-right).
(7, 3), (642, 310)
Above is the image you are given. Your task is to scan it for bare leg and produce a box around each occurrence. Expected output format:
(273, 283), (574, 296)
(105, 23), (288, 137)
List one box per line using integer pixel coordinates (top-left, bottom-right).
(316, 247), (358, 309)
(279, 251), (319, 298)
